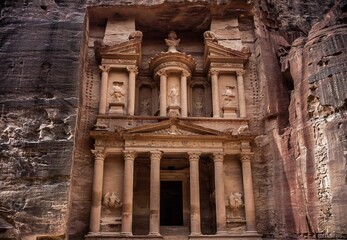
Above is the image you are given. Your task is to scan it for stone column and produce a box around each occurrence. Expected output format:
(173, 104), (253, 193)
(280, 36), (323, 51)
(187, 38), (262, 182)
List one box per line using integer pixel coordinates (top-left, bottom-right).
(210, 69), (220, 118)
(121, 151), (137, 236)
(159, 70), (167, 116)
(241, 153), (257, 232)
(99, 65), (111, 114)
(236, 70), (247, 118)
(180, 71), (189, 117)
(149, 151), (163, 236)
(213, 152), (227, 234)
(89, 150), (105, 233)
(127, 66), (138, 116)
(188, 152), (201, 235)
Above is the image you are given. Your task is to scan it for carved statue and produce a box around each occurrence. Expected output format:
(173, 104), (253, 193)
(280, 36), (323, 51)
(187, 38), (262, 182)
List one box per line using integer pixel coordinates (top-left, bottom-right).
(140, 98), (150, 115)
(229, 192), (244, 218)
(203, 31), (218, 43)
(110, 82), (124, 102)
(222, 86), (236, 106)
(165, 31), (180, 53)
(194, 95), (204, 116)
(169, 86), (179, 105)
(103, 192), (122, 208)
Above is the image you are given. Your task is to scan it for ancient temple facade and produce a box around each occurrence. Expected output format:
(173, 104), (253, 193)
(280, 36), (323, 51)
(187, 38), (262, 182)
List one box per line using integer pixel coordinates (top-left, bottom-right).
(86, 15), (261, 240)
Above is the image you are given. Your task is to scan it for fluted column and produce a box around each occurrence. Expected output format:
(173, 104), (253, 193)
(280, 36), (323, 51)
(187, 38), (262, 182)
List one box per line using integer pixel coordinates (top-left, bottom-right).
(121, 151), (137, 236)
(189, 152), (201, 235)
(99, 65), (110, 114)
(180, 71), (189, 117)
(149, 151), (163, 236)
(127, 66), (138, 116)
(241, 153), (257, 232)
(159, 70), (167, 116)
(213, 152), (227, 234)
(210, 69), (220, 118)
(236, 70), (247, 118)
(89, 149), (105, 232)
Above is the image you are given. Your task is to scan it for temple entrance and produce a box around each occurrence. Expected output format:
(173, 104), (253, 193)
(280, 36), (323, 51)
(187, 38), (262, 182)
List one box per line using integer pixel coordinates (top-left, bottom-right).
(160, 181), (183, 226)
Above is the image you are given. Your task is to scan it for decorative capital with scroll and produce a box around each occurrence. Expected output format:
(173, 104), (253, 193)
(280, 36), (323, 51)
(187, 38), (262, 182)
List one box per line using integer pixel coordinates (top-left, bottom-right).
(127, 66), (138, 75)
(123, 150), (137, 161)
(188, 152), (201, 162)
(91, 149), (105, 161)
(236, 69), (245, 77)
(99, 65), (111, 73)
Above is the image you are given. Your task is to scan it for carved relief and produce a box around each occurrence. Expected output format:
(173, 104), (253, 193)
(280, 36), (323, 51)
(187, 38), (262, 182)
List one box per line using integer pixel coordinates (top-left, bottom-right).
(228, 192), (244, 218)
(103, 192), (123, 208)
(110, 82), (125, 102)
(140, 98), (151, 116)
(169, 85), (179, 106)
(222, 86), (236, 106)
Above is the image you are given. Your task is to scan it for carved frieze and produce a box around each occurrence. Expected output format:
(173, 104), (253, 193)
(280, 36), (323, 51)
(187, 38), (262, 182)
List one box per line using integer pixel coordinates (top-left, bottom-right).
(125, 139), (222, 149)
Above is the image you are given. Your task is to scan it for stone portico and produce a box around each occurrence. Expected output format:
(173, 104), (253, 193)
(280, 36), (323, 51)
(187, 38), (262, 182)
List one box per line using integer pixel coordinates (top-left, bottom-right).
(86, 26), (261, 239)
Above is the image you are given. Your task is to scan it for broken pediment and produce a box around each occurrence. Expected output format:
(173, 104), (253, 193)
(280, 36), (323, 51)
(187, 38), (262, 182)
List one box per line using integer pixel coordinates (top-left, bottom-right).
(124, 119), (222, 136)
(203, 32), (251, 71)
(94, 31), (142, 65)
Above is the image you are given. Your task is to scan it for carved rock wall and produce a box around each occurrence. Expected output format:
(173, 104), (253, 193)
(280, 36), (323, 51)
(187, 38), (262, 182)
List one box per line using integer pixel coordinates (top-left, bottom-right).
(253, 0), (347, 238)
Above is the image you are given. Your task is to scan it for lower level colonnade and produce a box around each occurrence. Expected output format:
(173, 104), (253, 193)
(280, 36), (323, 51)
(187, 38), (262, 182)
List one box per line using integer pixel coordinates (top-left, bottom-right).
(87, 148), (260, 239)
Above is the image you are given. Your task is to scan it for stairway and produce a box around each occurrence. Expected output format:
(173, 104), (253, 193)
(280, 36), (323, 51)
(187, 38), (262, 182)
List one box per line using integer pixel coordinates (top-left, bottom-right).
(161, 226), (189, 240)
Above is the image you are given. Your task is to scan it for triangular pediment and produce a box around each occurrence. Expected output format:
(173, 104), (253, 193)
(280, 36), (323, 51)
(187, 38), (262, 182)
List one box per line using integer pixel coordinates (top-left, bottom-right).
(125, 119), (222, 136)
(204, 41), (251, 70)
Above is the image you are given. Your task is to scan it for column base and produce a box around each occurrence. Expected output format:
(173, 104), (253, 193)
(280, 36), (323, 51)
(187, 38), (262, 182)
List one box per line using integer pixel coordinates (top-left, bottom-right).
(190, 232), (202, 236)
(148, 232), (161, 236)
(216, 230), (228, 235)
(120, 232), (133, 236)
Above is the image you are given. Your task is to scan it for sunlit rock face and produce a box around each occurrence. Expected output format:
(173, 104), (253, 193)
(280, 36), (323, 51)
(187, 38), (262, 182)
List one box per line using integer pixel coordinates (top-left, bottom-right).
(0, 0), (346, 239)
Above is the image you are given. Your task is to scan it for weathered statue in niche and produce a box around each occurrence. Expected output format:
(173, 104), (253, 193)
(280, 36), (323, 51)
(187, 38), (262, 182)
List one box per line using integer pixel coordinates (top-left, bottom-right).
(222, 86), (236, 106)
(110, 82), (124, 102)
(140, 98), (151, 116)
(169, 86), (179, 105)
(103, 192), (123, 208)
(228, 192), (244, 218)
(194, 95), (204, 116)
(165, 31), (180, 53)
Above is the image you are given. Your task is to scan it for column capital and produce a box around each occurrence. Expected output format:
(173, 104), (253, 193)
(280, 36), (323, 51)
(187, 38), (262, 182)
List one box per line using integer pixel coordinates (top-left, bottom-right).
(123, 150), (137, 161)
(241, 141), (252, 153)
(212, 152), (224, 162)
(158, 69), (167, 77)
(181, 70), (190, 78)
(91, 149), (105, 160)
(209, 69), (219, 77)
(127, 66), (138, 75)
(99, 65), (111, 73)
(150, 150), (163, 161)
(236, 69), (245, 77)
(188, 152), (201, 162)
(240, 153), (253, 163)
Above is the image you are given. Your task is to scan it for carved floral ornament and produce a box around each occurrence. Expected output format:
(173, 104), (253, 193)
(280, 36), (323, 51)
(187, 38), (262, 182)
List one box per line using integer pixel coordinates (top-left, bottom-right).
(91, 149), (105, 160)
(150, 150), (163, 160)
(99, 65), (111, 73)
(212, 152), (224, 162)
(127, 66), (138, 74)
(188, 152), (201, 161)
(123, 150), (137, 161)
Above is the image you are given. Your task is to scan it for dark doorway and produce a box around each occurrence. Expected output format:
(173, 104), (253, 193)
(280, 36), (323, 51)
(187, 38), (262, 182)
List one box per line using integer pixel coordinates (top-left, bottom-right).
(160, 181), (183, 226)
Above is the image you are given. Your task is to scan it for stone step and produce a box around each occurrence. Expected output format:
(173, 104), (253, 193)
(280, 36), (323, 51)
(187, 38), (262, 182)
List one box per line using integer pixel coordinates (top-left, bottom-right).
(163, 237), (188, 240)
